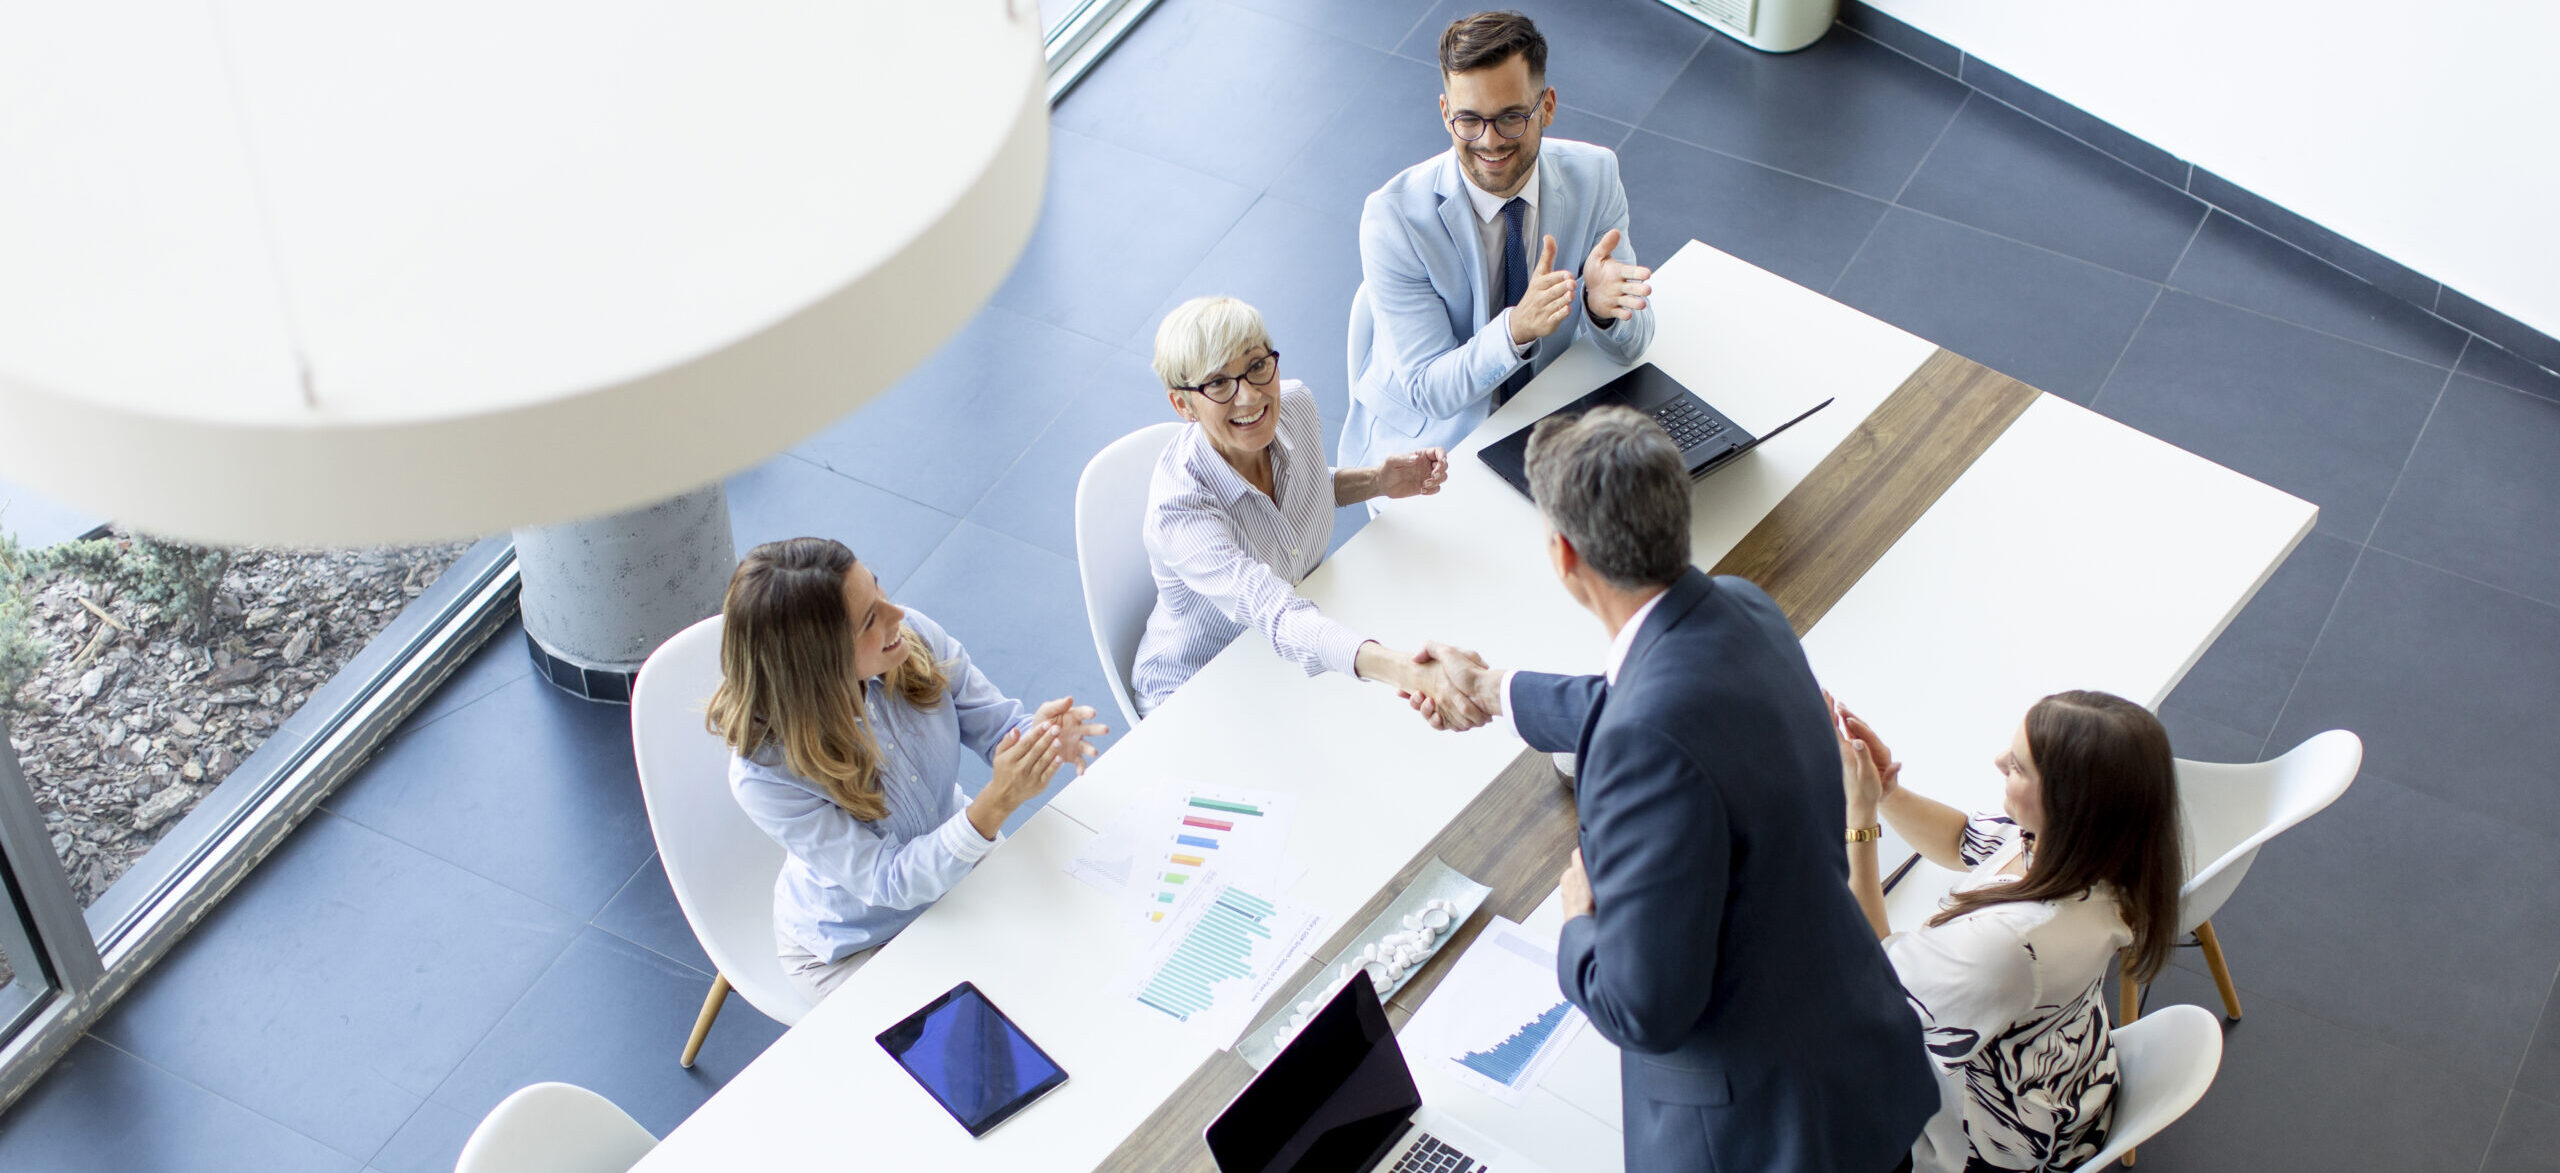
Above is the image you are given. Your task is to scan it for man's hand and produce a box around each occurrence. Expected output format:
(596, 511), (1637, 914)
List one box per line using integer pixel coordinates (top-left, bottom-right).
(1399, 641), (1501, 732)
(1581, 229), (1652, 324)
(1561, 848), (1594, 918)
(1507, 235), (1576, 346)
(1375, 447), (1450, 499)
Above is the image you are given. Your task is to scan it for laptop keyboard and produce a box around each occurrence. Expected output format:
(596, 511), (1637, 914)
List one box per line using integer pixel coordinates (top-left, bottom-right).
(1650, 395), (1728, 451)
(1389, 1133), (1485, 1173)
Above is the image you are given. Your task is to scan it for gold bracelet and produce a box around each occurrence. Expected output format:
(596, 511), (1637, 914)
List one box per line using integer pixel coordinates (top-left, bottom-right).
(1845, 824), (1882, 844)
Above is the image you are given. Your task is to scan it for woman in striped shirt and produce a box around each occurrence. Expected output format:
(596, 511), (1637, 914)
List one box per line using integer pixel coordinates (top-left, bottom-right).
(1129, 296), (1481, 723)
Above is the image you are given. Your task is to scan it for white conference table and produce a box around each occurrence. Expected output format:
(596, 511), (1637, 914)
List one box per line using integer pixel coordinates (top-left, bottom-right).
(631, 240), (2314, 1171)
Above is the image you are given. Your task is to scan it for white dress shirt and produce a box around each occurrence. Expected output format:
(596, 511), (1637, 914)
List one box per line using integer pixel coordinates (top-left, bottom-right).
(1131, 381), (1367, 714)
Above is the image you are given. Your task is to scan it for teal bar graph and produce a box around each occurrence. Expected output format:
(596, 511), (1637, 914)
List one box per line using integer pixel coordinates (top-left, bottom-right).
(1136, 888), (1278, 1021)
(1458, 1001), (1570, 1087)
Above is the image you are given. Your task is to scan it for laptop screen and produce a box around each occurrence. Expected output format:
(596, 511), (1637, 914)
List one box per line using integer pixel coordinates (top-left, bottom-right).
(1205, 978), (1422, 1172)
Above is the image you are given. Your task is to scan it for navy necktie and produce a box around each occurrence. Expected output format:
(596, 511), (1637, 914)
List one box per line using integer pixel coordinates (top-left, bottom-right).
(1495, 197), (1534, 407)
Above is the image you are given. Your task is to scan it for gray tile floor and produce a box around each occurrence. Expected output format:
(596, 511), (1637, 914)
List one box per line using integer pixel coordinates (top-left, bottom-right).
(6, 1), (2559, 1169)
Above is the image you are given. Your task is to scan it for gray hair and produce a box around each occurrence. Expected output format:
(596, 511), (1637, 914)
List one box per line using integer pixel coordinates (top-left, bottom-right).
(1151, 296), (1273, 390)
(1524, 406), (1690, 589)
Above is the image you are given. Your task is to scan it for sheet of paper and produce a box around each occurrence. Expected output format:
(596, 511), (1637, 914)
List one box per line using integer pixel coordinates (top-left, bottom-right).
(1061, 782), (1298, 934)
(1402, 917), (1590, 1106)
(1113, 873), (1323, 1050)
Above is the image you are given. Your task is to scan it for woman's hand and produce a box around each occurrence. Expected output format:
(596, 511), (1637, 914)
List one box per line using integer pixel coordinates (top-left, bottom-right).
(1825, 693), (1900, 798)
(1376, 448), (1450, 499)
(969, 724), (1063, 839)
(1827, 693), (1890, 825)
(1031, 696), (1109, 776)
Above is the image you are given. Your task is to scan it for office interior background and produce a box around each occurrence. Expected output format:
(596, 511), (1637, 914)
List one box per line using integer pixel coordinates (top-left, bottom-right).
(0, 0), (2556, 1169)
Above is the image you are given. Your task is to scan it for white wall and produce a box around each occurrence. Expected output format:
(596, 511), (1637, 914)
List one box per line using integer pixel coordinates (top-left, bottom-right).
(1866, 0), (2560, 341)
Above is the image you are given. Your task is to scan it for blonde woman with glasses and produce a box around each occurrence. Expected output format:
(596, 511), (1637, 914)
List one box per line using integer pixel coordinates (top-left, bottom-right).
(1130, 295), (1480, 723)
(708, 537), (1107, 999)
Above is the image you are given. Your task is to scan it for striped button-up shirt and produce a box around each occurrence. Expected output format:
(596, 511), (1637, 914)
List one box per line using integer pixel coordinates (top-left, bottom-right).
(728, 609), (1036, 963)
(1131, 381), (1367, 714)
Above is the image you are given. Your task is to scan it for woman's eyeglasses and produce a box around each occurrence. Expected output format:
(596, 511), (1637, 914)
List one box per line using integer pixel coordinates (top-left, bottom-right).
(1179, 350), (1279, 404)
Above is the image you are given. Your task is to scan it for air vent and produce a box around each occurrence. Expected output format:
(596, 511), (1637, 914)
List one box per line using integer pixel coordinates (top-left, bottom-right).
(1665, 0), (1756, 37)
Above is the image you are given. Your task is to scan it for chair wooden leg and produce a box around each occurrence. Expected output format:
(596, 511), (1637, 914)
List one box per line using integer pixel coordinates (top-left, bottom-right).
(2196, 920), (2242, 1021)
(2120, 967), (2140, 1026)
(681, 973), (731, 1068)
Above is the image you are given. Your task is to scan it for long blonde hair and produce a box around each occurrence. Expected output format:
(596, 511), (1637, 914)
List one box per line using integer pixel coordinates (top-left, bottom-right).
(706, 538), (948, 821)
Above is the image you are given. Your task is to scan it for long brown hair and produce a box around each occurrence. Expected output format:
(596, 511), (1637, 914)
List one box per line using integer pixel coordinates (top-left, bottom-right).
(705, 538), (947, 821)
(1928, 690), (2186, 983)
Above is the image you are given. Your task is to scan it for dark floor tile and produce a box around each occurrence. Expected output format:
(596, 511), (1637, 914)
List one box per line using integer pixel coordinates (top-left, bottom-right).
(1896, 97), (2202, 282)
(1617, 128), (1888, 293)
(2168, 212), (2468, 368)
(2157, 703), (2266, 765)
(1121, 195), (1364, 373)
(792, 306), (1116, 518)
(1396, 0), (1711, 129)
(364, 1101), (478, 1173)
(2521, 993), (2560, 1110)
(89, 813), (578, 1160)
(2162, 531), (2358, 740)
(592, 854), (715, 977)
(1829, 209), (2159, 403)
(991, 128), (1258, 347)
(2371, 377), (2560, 607)
(1267, 54), (1456, 226)
(419, 930), (780, 1166)
(1053, 0), (1379, 191)
(2134, 965), (2505, 1173)
(1957, 58), (2184, 189)
(327, 673), (655, 919)
(2180, 770), (2560, 1086)
(1835, 1), (1960, 77)
(2187, 168), (2440, 311)
(399, 616), (533, 738)
(0, 476), (105, 549)
(2092, 291), (2447, 540)
(971, 351), (1177, 561)
(1640, 28), (1966, 199)
(2461, 339), (2560, 404)
(2271, 550), (2560, 841)
(0, 1038), (358, 1173)
(1225, 0), (1440, 51)
(2439, 287), (2560, 378)
(2484, 1093), (2560, 1173)
(725, 453), (959, 595)
(895, 522), (1125, 824)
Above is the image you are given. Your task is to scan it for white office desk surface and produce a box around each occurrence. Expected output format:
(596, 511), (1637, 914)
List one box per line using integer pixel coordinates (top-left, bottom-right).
(631, 240), (2308, 1170)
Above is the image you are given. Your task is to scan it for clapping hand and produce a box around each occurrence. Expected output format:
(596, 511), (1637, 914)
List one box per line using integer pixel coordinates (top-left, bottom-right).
(1507, 235), (1577, 345)
(1824, 691), (1898, 818)
(1033, 696), (1109, 777)
(1398, 641), (1501, 732)
(1581, 229), (1651, 323)
(1376, 448), (1450, 499)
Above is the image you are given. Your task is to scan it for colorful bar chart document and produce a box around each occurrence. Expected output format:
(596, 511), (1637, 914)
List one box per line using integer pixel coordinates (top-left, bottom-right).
(1063, 783), (1296, 933)
(1402, 918), (1589, 1106)
(1116, 874), (1322, 1049)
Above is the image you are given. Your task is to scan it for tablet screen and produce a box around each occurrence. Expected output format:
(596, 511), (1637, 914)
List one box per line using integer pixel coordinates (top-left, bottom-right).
(876, 981), (1068, 1137)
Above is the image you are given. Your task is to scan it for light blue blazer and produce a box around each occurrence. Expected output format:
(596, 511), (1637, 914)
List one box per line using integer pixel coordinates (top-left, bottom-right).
(1339, 138), (1655, 469)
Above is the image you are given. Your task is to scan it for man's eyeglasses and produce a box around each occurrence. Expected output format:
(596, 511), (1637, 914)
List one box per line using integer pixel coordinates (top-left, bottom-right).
(1446, 100), (1544, 142)
(1178, 350), (1279, 404)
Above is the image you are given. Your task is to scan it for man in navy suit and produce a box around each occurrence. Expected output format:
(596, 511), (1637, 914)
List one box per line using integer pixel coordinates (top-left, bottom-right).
(1411, 408), (1937, 1173)
(1339, 11), (1656, 471)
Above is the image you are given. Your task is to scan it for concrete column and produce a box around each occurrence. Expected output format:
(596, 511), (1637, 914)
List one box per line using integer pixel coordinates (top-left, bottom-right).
(512, 484), (733, 703)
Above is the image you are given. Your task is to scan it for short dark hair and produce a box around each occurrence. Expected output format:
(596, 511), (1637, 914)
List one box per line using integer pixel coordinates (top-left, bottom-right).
(1524, 406), (1690, 589)
(1439, 11), (1547, 82)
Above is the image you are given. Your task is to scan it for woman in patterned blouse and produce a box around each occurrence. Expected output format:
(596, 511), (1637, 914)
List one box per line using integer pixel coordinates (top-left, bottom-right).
(1831, 690), (2185, 1173)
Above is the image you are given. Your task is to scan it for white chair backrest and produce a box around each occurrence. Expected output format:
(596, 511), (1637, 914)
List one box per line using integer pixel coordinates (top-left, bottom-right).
(454, 1082), (657, 1173)
(2068, 1004), (2224, 1170)
(1075, 422), (1185, 732)
(630, 615), (814, 1024)
(2175, 729), (2360, 934)
(1346, 281), (1374, 396)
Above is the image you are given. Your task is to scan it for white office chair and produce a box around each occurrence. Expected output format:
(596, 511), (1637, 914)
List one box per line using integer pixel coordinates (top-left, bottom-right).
(1075, 422), (1185, 732)
(2065, 1004), (2224, 1171)
(631, 614), (839, 1067)
(454, 1082), (657, 1173)
(2121, 729), (2362, 1027)
(1346, 281), (1372, 402)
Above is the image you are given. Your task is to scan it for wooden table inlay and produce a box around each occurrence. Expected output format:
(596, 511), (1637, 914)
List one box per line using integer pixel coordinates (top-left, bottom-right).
(1102, 347), (2040, 1171)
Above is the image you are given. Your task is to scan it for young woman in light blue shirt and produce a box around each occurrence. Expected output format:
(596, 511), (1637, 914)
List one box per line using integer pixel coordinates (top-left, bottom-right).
(708, 537), (1106, 999)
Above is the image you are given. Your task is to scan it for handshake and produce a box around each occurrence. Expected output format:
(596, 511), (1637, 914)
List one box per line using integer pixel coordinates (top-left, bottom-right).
(1390, 641), (1504, 732)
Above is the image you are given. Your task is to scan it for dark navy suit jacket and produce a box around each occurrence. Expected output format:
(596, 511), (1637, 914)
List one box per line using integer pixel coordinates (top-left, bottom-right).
(1515, 570), (1937, 1173)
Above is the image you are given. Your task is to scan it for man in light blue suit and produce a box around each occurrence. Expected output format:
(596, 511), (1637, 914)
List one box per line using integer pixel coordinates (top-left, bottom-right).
(1340, 11), (1657, 472)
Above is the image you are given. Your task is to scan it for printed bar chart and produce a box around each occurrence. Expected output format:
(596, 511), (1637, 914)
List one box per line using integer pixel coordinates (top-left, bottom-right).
(1136, 887), (1278, 1021)
(1458, 1002), (1571, 1087)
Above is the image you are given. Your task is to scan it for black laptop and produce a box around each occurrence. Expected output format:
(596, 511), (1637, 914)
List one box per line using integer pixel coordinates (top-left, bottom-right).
(1477, 363), (1831, 498)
